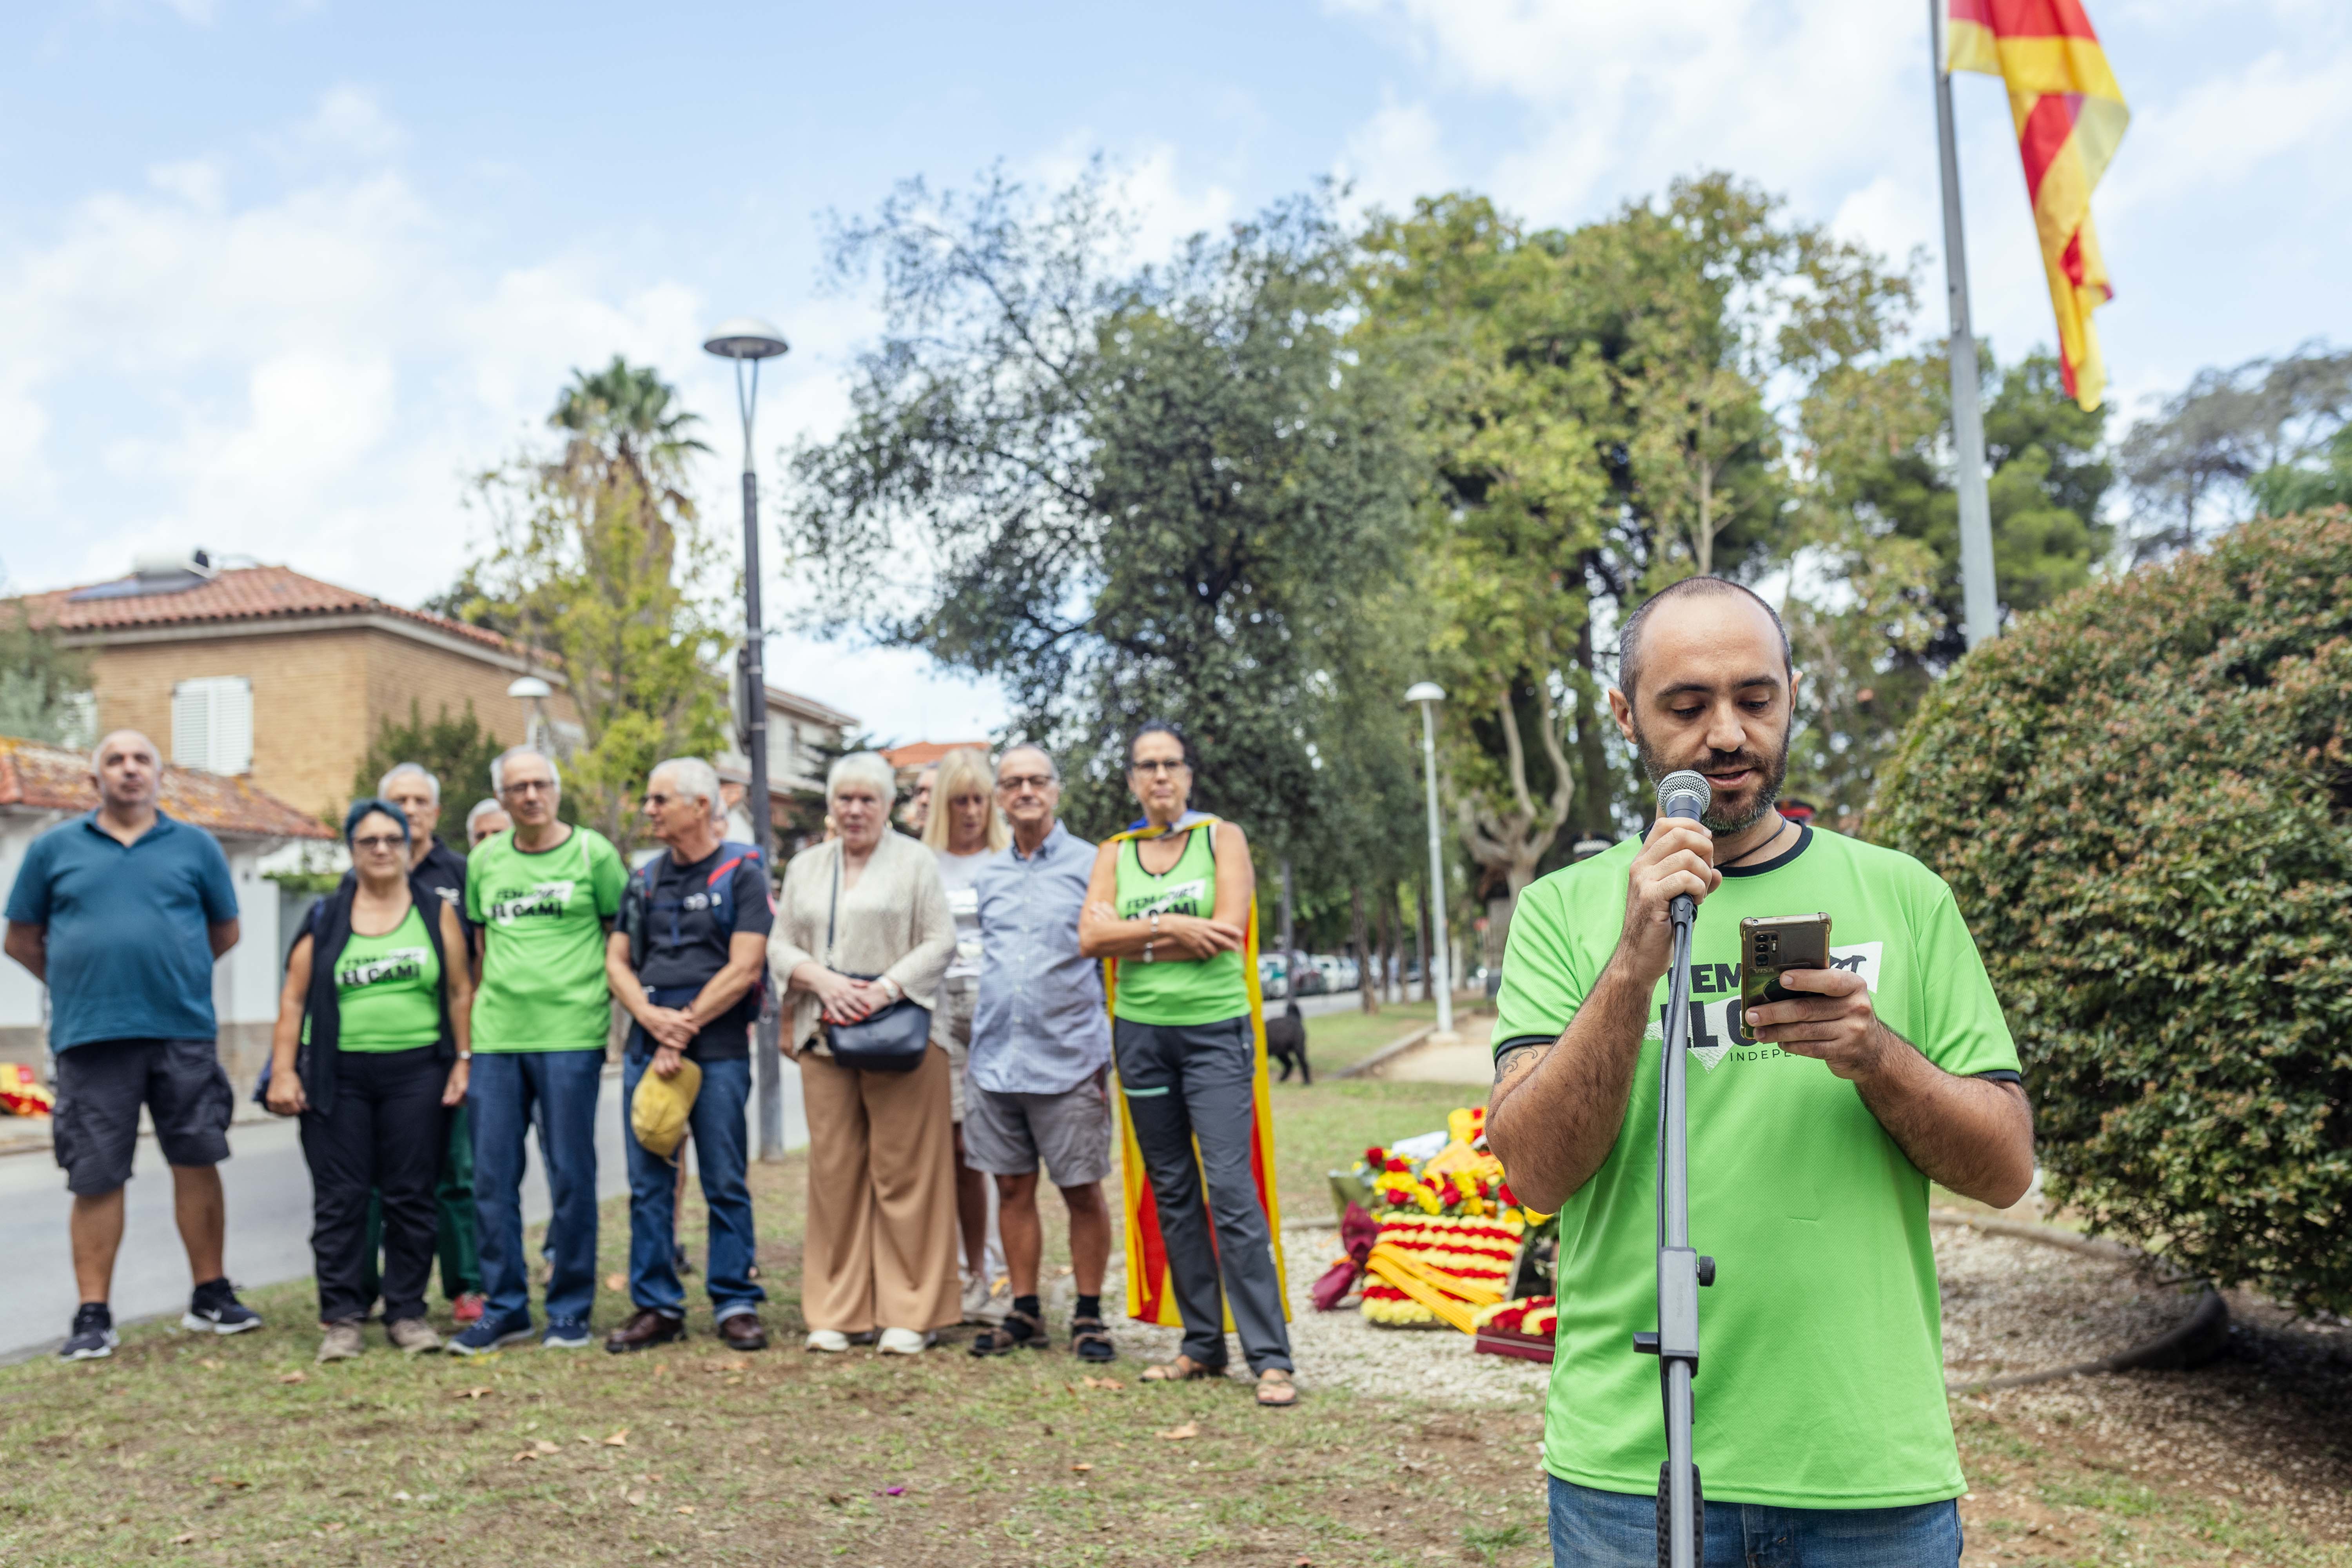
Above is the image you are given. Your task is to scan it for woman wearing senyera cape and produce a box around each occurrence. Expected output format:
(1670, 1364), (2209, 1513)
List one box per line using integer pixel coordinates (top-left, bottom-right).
(1079, 721), (1295, 1408)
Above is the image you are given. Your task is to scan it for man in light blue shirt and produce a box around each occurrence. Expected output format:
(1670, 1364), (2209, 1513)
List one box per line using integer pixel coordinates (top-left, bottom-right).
(963, 745), (1116, 1363)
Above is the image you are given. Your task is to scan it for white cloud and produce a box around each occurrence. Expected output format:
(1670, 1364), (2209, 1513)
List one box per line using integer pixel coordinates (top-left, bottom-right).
(287, 84), (408, 161)
(1335, 98), (1453, 217)
(2101, 47), (2352, 214)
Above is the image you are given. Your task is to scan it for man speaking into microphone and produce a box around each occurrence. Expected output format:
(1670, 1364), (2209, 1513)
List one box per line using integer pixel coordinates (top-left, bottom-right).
(1486, 577), (2033, 1567)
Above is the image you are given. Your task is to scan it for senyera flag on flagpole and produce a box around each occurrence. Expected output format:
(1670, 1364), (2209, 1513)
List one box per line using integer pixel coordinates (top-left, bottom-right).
(1101, 810), (1289, 1331)
(1947, 0), (2130, 411)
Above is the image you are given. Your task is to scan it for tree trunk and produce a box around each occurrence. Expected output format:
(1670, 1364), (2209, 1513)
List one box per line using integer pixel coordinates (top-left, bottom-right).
(1352, 885), (1377, 1015)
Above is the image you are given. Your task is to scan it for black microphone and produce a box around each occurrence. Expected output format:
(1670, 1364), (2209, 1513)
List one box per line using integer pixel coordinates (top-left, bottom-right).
(1655, 770), (1711, 926)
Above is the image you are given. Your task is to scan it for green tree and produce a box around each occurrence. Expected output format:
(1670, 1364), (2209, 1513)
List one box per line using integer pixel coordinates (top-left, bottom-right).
(2119, 341), (2352, 557)
(0, 592), (94, 747)
(1353, 176), (1907, 900)
(1790, 347), (2112, 820)
(457, 359), (731, 846)
(348, 700), (514, 838)
(786, 168), (1417, 854)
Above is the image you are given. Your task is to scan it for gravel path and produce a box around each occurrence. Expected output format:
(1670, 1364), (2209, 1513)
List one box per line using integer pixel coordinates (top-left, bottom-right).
(1090, 1214), (2210, 1407)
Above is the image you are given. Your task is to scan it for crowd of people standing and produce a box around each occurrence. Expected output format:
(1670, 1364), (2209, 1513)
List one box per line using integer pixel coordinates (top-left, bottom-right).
(3, 723), (1296, 1405)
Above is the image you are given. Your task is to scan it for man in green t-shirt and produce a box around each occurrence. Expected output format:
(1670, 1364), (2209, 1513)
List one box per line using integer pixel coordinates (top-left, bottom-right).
(1486, 577), (2034, 1567)
(450, 746), (628, 1356)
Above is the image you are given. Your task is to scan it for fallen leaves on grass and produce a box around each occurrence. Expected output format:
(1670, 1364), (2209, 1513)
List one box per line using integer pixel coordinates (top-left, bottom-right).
(1071, 1463), (1093, 1473)
(450, 1387), (493, 1401)
(603, 1428), (630, 1447)
(824, 1492), (847, 1507)
(171, 1534), (194, 1545)
(207, 1476), (249, 1490)
(1157, 1423), (1199, 1441)
(198, 1358), (221, 1370)
(674, 1504), (695, 1515)
(1080, 1375), (1123, 1391)
(276, 1371), (306, 1385)
(605, 1272), (627, 1292)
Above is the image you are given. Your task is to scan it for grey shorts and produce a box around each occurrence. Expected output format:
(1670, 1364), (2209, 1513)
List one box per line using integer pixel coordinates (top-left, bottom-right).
(52, 1037), (234, 1196)
(962, 1073), (1115, 1187)
(935, 978), (975, 1123)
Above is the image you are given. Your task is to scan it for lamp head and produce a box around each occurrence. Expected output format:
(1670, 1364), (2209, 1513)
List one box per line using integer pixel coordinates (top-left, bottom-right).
(702, 317), (790, 361)
(1403, 681), (1446, 705)
(506, 675), (554, 701)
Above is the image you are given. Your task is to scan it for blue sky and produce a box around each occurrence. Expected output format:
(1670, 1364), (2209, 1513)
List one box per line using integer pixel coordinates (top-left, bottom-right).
(5, 0), (2347, 742)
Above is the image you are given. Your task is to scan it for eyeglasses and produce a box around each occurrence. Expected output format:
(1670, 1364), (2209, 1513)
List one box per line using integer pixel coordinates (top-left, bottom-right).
(998, 773), (1054, 791)
(503, 779), (555, 795)
(643, 792), (678, 807)
(350, 833), (406, 851)
(1129, 759), (1187, 776)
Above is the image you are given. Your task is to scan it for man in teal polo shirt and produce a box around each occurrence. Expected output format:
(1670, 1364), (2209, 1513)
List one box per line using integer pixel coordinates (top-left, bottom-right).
(1486, 578), (2034, 1567)
(4, 730), (264, 1359)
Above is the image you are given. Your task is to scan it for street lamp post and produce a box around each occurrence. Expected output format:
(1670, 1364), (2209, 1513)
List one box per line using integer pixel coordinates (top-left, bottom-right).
(1404, 682), (1456, 1041)
(704, 316), (790, 1160)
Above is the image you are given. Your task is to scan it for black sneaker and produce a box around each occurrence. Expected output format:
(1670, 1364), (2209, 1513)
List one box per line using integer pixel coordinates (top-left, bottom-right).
(60, 1303), (118, 1361)
(183, 1278), (263, 1336)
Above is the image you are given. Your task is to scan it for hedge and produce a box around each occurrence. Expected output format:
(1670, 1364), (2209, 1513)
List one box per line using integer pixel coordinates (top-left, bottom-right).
(1873, 509), (2352, 1313)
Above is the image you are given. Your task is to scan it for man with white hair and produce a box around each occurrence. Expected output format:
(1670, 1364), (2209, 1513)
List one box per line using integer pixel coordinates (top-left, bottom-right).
(603, 757), (774, 1352)
(360, 762), (487, 1326)
(453, 745), (627, 1355)
(465, 799), (510, 848)
(4, 729), (261, 1359)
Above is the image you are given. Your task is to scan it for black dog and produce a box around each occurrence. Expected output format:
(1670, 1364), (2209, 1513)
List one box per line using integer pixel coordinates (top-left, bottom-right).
(1265, 1000), (1310, 1084)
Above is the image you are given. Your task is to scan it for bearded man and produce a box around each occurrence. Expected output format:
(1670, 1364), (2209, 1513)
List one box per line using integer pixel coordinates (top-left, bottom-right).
(1485, 576), (2034, 1568)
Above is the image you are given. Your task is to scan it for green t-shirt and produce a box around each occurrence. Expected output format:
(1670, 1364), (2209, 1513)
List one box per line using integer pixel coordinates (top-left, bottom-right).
(465, 825), (627, 1052)
(1492, 824), (2020, 1509)
(1111, 826), (1247, 1026)
(315, 904), (442, 1053)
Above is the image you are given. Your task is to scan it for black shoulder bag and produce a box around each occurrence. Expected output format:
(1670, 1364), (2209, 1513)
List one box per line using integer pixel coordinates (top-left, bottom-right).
(820, 845), (932, 1073)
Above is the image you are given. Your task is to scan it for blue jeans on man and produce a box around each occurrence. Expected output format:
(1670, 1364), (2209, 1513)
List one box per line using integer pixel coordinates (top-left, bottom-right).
(1548, 1475), (1962, 1567)
(621, 1042), (763, 1321)
(469, 1049), (605, 1333)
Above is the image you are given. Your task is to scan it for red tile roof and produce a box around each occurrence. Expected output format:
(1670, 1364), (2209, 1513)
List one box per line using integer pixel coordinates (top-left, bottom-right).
(880, 741), (990, 772)
(14, 564), (514, 656)
(0, 736), (333, 840)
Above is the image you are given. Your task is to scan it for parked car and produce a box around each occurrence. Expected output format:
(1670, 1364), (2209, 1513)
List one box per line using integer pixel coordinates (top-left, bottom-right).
(1257, 954), (1290, 1001)
(1315, 955), (1360, 993)
(1289, 953), (1328, 996)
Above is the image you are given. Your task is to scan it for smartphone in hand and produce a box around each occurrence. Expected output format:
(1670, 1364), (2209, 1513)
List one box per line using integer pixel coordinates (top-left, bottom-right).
(1739, 913), (1833, 1013)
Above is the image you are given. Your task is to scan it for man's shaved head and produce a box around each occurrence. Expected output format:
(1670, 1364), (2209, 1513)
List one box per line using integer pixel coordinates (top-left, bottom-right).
(1613, 577), (1790, 704)
(90, 729), (159, 773)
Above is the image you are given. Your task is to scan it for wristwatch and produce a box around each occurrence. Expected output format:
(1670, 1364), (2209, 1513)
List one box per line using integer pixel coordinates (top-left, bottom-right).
(456, 1050), (472, 1061)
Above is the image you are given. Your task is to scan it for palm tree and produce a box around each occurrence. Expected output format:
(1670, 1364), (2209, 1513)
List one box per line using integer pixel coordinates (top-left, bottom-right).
(547, 356), (711, 578)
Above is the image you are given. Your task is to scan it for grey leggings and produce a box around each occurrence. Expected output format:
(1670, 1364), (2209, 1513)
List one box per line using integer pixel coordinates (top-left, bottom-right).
(1112, 1015), (1292, 1374)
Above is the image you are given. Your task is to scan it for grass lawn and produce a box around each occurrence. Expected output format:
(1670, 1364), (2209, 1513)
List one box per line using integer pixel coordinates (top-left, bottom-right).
(1284, 997), (1449, 1079)
(2, 1068), (2341, 1566)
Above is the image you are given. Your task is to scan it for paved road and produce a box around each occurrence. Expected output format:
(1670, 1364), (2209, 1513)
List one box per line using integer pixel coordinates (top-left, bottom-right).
(0, 1076), (633, 1363)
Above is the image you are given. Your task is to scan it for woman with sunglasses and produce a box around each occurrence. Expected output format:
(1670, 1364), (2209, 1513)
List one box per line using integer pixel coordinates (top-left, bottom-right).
(1079, 721), (1297, 1408)
(266, 798), (473, 1362)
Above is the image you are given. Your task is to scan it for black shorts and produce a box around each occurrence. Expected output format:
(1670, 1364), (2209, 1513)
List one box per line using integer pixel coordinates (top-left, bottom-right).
(52, 1037), (235, 1196)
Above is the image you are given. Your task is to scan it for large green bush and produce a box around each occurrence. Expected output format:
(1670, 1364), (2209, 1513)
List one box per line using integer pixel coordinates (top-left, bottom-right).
(1873, 510), (2352, 1312)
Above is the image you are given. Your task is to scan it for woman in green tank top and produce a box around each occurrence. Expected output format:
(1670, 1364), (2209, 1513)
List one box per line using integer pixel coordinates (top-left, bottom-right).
(266, 799), (474, 1363)
(1080, 722), (1296, 1406)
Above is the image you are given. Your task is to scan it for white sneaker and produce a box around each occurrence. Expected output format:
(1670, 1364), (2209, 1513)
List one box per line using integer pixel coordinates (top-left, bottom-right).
(961, 1274), (1001, 1325)
(803, 1329), (850, 1354)
(875, 1327), (934, 1356)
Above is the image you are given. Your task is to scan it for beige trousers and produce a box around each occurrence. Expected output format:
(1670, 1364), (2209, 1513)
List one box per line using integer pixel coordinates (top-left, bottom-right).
(796, 1043), (960, 1334)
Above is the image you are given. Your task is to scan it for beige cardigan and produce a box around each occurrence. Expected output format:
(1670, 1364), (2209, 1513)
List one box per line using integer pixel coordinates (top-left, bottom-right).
(767, 831), (955, 1058)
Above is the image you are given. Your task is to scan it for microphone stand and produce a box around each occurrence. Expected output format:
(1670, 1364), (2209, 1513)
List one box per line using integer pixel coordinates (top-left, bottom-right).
(1635, 887), (1712, 1568)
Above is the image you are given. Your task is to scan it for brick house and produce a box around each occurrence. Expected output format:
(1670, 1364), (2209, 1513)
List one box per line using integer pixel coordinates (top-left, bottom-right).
(13, 555), (573, 822)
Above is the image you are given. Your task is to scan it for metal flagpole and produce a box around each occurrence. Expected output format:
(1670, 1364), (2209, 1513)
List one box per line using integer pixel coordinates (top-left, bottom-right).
(1931, 0), (2002, 651)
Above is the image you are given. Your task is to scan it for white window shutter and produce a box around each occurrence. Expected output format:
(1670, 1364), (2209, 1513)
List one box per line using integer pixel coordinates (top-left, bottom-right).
(170, 677), (253, 775)
(212, 677), (252, 774)
(172, 681), (213, 771)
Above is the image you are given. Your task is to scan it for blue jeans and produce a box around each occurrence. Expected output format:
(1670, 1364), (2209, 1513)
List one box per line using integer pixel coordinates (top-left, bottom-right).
(470, 1049), (604, 1329)
(621, 1044), (764, 1320)
(1548, 1475), (1961, 1567)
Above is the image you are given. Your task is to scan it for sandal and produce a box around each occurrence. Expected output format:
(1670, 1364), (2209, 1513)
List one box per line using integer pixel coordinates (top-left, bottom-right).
(1254, 1369), (1300, 1408)
(1139, 1354), (1221, 1383)
(968, 1308), (1044, 1357)
(1069, 1315), (1116, 1364)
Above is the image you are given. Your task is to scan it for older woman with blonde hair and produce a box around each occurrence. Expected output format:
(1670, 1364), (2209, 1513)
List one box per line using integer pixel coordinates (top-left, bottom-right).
(919, 746), (1009, 1320)
(769, 752), (958, 1354)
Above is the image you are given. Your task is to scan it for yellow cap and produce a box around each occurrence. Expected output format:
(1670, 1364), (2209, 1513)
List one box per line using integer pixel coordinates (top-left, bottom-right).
(630, 1058), (702, 1158)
